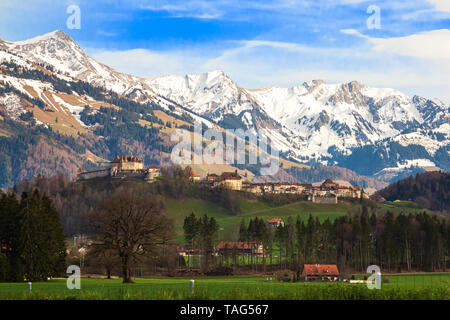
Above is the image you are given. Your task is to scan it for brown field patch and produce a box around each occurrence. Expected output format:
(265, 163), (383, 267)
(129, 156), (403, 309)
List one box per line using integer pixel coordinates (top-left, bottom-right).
(154, 110), (191, 127)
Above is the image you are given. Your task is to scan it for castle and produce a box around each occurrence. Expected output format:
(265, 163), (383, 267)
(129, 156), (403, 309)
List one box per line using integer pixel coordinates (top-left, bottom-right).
(77, 156), (160, 182)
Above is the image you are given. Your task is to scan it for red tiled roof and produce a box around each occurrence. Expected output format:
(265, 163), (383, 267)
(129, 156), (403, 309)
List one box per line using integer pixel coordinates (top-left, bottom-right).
(218, 241), (258, 250)
(268, 218), (283, 223)
(220, 172), (241, 180)
(190, 170), (200, 177)
(323, 178), (335, 184)
(149, 164), (159, 169)
(302, 264), (339, 276)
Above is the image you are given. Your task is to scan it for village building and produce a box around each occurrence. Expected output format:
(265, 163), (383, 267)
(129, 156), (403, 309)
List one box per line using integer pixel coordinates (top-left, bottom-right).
(241, 181), (262, 195)
(268, 218), (284, 228)
(301, 264), (340, 281)
(206, 173), (219, 182)
(148, 164), (161, 181)
(217, 171), (242, 191)
(321, 178), (338, 189)
(189, 170), (201, 182)
(217, 241), (264, 256)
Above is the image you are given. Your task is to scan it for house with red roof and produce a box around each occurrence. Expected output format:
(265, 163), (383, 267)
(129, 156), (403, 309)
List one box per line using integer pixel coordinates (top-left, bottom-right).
(189, 170), (201, 182)
(268, 218), (284, 228)
(301, 264), (340, 281)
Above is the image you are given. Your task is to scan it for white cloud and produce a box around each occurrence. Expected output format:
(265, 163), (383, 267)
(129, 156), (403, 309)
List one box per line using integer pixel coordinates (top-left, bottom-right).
(427, 0), (450, 12)
(89, 30), (450, 103)
(342, 29), (450, 61)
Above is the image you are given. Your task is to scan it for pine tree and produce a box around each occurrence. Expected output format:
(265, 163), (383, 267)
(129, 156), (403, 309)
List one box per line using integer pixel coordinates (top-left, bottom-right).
(0, 193), (22, 281)
(19, 190), (66, 281)
(238, 219), (247, 241)
(183, 212), (199, 270)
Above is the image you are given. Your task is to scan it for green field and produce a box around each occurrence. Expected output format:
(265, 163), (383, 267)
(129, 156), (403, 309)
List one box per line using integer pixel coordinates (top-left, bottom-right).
(0, 274), (449, 300)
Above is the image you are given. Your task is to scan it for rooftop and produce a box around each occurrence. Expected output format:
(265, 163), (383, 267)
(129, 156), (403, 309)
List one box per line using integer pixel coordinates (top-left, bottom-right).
(303, 264), (339, 276)
(112, 155), (143, 163)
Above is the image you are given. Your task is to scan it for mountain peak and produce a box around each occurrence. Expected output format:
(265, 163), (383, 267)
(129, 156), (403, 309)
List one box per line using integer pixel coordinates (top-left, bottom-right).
(206, 70), (225, 76)
(345, 80), (364, 92)
(12, 30), (74, 46)
(303, 79), (326, 91)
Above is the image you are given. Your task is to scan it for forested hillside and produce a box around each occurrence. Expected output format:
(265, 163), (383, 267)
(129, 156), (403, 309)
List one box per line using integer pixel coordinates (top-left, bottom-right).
(376, 171), (450, 213)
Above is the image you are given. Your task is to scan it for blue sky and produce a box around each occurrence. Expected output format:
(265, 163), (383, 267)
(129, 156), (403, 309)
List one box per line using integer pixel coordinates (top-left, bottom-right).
(1, 0), (449, 102)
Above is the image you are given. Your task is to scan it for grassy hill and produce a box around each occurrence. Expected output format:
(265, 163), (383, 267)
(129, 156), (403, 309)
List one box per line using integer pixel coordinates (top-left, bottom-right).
(163, 196), (433, 243)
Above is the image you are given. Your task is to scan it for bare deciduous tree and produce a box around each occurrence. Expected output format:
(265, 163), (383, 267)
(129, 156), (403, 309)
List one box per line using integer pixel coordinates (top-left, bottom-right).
(90, 189), (173, 283)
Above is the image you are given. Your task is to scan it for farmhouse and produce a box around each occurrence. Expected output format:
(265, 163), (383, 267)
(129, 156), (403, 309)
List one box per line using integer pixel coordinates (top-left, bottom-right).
(217, 241), (263, 256)
(301, 264), (340, 281)
(268, 218), (284, 228)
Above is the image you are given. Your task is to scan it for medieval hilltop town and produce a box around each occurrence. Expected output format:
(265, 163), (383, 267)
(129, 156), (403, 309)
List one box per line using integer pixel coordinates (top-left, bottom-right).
(77, 155), (368, 203)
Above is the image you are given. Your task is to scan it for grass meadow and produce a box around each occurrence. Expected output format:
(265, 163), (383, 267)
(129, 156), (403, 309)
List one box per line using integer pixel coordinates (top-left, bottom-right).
(0, 274), (449, 300)
(166, 198), (352, 241)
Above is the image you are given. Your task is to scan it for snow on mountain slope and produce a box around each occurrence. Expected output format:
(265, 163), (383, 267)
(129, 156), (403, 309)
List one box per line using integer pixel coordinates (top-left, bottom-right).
(250, 80), (448, 161)
(147, 70), (260, 122)
(146, 70), (298, 153)
(374, 159), (438, 177)
(1, 31), (211, 132)
(3, 30), (139, 93)
(147, 68), (448, 169)
(1, 30), (448, 178)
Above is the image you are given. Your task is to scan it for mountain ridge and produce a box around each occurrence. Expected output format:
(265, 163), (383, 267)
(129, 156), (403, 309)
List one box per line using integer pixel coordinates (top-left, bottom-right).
(0, 30), (448, 188)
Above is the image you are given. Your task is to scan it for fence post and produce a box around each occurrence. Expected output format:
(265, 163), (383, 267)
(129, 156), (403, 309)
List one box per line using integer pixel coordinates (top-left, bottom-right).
(190, 280), (194, 294)
(28, 282), (32, 292)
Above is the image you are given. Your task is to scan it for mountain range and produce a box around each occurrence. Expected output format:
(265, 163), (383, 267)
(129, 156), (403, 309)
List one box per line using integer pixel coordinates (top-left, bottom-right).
(0, 30), (448, 190)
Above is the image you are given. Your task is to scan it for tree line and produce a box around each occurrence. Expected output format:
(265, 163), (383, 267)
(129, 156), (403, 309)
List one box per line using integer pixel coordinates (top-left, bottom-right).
(183, 213), (219, 273)
(0, 190), (66, 282)
(185, 210), (449, 274)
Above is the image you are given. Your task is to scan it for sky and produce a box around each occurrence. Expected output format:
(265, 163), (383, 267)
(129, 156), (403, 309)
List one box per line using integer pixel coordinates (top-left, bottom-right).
(0, 0), (449, 103)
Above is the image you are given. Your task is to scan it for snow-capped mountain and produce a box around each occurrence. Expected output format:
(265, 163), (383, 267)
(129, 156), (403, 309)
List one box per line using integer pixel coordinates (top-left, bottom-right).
(1, 30), (140, 93)
(250, 81), (449, 160)
(146, 72), (448, 174)
(0, 30), (448, 184)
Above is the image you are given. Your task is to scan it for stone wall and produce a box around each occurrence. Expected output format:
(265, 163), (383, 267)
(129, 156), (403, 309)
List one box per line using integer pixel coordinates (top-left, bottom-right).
(78, 169), (111, 180)
(312, 194), (338, 204)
